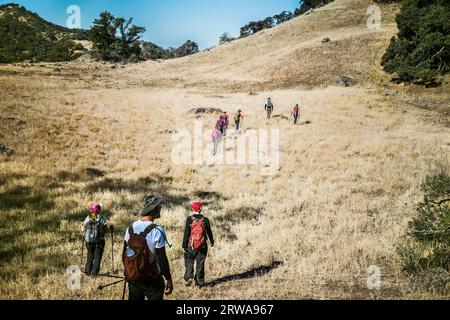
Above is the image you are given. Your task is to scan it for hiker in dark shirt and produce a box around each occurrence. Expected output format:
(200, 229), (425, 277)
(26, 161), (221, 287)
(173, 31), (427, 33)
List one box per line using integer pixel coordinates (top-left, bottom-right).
(182, 201), (214, 287)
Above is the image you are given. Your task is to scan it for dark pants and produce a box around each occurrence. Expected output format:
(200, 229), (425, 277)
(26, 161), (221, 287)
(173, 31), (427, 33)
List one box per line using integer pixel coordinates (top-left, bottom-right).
(293, 113), (299, 125)
(184, 247), (207, 285)
(235, 120), (241, 130)
(128, 276), (165, 301)
(267, 108), (272, 119)
(85, 240), (105, 275)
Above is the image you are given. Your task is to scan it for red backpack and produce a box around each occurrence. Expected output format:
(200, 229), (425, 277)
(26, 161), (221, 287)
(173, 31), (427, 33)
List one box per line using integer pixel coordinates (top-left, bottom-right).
(123, 224), (158, 283)
(189, 217), (206, 250)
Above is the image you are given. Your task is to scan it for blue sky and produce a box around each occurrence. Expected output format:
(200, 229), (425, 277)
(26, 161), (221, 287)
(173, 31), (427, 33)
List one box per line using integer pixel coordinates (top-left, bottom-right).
(1, 0), (301, 49)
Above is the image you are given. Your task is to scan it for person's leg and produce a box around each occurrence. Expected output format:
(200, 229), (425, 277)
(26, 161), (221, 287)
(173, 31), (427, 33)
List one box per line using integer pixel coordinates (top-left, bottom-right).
(195, 249), (207, 286)
(91, 240), (105, 275)
(84, 243), (94, 274)
(146, 276), (165, 301)
(128, 281), (145, 301)
(213, 139), (219, 155)
(184, 248), (195, 284)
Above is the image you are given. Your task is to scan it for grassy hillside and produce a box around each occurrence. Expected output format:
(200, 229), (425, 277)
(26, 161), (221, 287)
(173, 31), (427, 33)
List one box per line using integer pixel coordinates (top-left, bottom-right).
(0, 0), (449, 299)
(0, 3), (89, 63)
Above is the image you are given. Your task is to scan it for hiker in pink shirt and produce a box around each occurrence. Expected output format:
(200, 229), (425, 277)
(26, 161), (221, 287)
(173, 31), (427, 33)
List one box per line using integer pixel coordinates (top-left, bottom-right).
(211, 128), (222, 156)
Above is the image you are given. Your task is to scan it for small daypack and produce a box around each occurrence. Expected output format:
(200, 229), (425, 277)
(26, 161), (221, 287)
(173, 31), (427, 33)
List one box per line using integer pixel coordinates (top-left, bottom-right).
(84, 216), (105, 244)
(123, 224), (158, 282)
(189, 216), (206, 250)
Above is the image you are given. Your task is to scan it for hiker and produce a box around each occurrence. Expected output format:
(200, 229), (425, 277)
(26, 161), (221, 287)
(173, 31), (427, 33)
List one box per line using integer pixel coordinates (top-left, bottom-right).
(265, 97), (273, 119)
(222, 112), (229, 136)
(211, 127), (222, 156)
(122, 195), (173, 300)
(81, 204), (109, 276)
(234, 109), (244, 131)
(215, 116), (227, 136)
(183, 201), (214, 287)
(291, 104), (300, 125)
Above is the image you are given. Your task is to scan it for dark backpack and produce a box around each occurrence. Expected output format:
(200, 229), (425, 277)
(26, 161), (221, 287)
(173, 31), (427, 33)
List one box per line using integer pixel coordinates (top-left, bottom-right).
(189, 217), (206, 250)
(123, 224), (158, 282)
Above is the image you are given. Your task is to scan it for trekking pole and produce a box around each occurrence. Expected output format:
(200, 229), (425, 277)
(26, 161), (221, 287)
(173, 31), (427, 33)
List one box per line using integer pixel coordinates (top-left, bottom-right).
(110, 226), (115, 274)
(98, 279), (125, 291)
(122, 280), (127, 300)
(95, 273), (125, 279)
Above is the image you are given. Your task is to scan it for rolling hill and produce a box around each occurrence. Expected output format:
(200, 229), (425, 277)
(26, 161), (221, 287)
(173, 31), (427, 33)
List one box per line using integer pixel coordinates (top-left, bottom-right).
(0, 3), (89, 63)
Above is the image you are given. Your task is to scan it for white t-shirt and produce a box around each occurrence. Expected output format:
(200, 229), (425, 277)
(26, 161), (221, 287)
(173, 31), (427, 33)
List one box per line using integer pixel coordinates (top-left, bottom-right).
(124, 221), (169, 262)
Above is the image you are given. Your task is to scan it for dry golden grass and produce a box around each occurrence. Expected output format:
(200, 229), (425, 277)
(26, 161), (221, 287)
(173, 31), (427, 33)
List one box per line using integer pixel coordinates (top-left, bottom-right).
(0, 0), (449, 300)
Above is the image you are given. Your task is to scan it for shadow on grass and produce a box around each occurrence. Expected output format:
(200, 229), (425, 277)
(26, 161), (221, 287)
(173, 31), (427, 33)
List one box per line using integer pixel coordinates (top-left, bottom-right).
(214, 206), (262, 242)
(85, 175), (190, 208)
(203, 261), (283, 288)
(0, 185), (55, 212)
(215, 206), (261, 224)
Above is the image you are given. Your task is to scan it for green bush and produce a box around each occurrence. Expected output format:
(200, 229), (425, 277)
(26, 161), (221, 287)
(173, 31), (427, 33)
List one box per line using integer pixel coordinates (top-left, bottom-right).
(398, 168), (450, 293)
(381, 0), (450, 86)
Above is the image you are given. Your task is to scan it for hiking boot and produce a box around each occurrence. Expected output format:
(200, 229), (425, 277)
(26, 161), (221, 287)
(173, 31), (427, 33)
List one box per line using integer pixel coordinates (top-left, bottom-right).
(195, 280), (205, 287)
(185, 279), (193, 287)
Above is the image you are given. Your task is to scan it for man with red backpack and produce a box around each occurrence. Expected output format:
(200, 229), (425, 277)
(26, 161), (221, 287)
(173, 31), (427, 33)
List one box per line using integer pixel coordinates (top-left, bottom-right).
(122, 195), (173, 300)
(182, 201), (214, 287)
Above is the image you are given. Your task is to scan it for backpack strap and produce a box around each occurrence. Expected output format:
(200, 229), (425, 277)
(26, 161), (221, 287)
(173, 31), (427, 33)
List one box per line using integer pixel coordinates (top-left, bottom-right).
(141, 223), (158, 237)
(128, 225), (134, 238)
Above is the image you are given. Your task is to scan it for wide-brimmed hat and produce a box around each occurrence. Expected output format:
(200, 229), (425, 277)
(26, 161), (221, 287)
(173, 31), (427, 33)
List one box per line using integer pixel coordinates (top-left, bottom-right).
(138, 195), (162, 216)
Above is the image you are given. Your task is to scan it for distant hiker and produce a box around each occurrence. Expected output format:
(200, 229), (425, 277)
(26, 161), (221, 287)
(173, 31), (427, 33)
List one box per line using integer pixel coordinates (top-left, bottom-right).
(183, 201), (214, 287)
(292, 104), (300, 125)
(211, 128), (222, 156)
(222, 112), (229, 136)
(265, 97), (273, 119)
(234, 109), (244, 131)
(215, 116), (227, 136)
(123, 195), (173, 300)
(81, 203), (109, 276)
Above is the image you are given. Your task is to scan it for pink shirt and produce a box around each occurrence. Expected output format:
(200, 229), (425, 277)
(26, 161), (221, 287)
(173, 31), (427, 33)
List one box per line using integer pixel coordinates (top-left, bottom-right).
(211, 129), (222, 140)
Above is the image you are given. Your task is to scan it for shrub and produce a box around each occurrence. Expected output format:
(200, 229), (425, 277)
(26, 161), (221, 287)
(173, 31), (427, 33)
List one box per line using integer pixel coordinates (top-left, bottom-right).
(381, 0), (450, 86)
(398, 168), (450, 293)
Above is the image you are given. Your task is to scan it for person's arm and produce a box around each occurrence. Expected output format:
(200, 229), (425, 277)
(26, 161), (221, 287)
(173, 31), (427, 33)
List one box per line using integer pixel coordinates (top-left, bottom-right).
(155, 247), (173, 295)
(122, 228), (129, 263)
(81, 217), (88, 232)
(122, 241), (127, 263)
(182, 217), (192, 250)
(205, 218), (214, 246)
